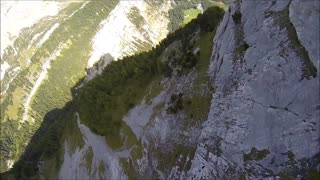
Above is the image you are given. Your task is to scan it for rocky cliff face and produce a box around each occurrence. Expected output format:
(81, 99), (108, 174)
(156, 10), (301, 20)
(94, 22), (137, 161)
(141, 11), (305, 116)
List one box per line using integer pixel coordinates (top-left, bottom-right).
(2, 0), (319, 179)
(56, 1), (319, 179)
(50, 0), (320, 179)
(190, 0), (319, 178)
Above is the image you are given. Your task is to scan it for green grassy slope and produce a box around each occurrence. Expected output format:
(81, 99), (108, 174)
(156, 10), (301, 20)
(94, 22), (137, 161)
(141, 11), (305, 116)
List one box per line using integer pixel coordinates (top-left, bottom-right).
(76, 5), (225, 145)
(0, 0), (119, 172)
(167, 0), (227, 31)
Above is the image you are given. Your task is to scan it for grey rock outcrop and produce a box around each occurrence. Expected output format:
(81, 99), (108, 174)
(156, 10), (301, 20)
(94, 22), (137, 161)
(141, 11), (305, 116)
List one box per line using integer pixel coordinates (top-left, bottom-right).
(38, 1), (320, 179)
(188, 0), (319, 178)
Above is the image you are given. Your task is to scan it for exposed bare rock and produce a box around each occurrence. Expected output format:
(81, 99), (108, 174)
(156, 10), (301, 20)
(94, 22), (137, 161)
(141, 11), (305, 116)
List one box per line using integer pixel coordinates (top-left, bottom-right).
(189, 0), (319, 178)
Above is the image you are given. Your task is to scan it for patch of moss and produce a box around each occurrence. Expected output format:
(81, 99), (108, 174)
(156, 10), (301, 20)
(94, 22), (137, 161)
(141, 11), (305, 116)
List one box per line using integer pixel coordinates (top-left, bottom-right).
(41, 150), (64, 179)
(232, 8), (248, 63)
(287, 150), (295, 161)
(178, 27), (215, 129)
(98, 161), (105, 179)
(239, 174), (246, 180)
(153, 102), (165, 114)
(304, 169), (320, 180)
(105, 125), (143, 179)
(84, 146), (93, 172)
(243, 147), (270, 161)
(120, 158), (139, 180)
(182, 94), (211, 129)
(105, 123), (143, 160)
(232, 10), (242, 24)
(196, 31), (214, 91)
(123, 125), (143, 159)
(145, 76), (163, 105)
(235, 41), (249, 57)
(170, 39), (199, 71)
(105, 132), (123, 150)
(62, 114), (84, 154)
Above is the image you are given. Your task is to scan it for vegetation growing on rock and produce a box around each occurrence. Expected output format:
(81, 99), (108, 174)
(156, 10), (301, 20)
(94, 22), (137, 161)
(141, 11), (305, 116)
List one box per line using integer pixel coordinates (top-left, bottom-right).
(243, 147), (270, 161)
(77, 6), (225, 140)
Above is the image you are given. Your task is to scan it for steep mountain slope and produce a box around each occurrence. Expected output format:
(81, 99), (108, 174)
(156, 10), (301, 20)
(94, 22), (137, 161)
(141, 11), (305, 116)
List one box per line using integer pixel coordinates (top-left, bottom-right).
(2, 5), (226, 179)
(1, 0), (319, 179)
(190, 0), (319, 178)
(72, 0), (319, 178)
(0, 0), (172, 172)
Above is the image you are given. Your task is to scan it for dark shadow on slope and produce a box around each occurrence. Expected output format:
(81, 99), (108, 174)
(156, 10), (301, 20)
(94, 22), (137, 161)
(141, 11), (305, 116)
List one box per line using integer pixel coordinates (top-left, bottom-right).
(0, 6), (226, 179)
(0, 101), (75, 179)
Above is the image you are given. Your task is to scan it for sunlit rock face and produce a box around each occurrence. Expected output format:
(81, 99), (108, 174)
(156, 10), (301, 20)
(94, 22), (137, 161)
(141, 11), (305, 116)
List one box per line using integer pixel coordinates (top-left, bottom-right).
(87, 0), (171, 68)
(83, 0), (171, 83)
(189, 0), (319, 178)
(0, 0), (62, 56)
